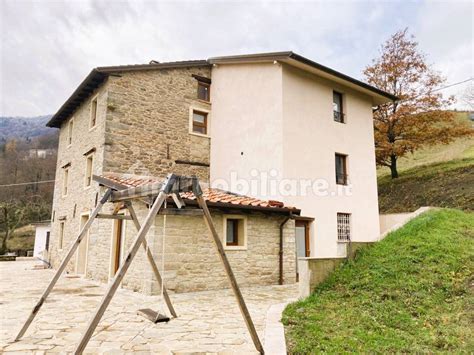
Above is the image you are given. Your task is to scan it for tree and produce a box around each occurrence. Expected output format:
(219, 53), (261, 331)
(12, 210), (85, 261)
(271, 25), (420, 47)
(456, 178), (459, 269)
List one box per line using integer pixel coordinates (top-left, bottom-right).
(364, 29), (472, 178)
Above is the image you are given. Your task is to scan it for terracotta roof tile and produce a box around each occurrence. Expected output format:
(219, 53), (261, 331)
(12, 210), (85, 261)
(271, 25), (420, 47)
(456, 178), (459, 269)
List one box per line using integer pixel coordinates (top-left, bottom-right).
(99, 173), (299, 213)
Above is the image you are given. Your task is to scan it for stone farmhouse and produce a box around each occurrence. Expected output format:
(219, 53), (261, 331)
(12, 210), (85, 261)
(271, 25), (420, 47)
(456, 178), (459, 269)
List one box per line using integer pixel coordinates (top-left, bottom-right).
(47, 52), (396, 294)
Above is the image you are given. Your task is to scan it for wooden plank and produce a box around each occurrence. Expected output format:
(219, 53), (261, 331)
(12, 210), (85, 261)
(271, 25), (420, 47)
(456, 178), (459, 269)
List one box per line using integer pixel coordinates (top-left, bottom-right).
(195, 194), (264, 354)
(159, 208), (203, 216)
(96, 214), (132, 220)
(110, 184), (163, 202)
(74, 190), (168, 354)
(14, 188), (113, 342)
(125, 202), (178, 318)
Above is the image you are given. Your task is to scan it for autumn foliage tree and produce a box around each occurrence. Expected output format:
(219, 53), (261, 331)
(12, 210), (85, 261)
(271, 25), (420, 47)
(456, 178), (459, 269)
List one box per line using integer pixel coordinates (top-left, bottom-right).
(364, 29), (472, 178)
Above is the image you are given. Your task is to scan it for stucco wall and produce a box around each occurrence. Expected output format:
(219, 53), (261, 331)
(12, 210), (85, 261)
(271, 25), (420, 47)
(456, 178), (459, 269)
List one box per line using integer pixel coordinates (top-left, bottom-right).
(281, 64), (380, 257)
(210, 62), (380, 259)
(33, 225), (51, 259)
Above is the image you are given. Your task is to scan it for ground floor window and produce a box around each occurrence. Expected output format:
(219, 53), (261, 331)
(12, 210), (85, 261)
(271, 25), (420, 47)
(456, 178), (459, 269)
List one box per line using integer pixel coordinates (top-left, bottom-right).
(223, 215), (247, 249)
(337, 213), (351, 241)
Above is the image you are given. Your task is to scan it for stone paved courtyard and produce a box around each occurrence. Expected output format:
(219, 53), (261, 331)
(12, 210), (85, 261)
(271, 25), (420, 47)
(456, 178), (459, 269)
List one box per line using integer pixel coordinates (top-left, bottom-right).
(0, 260), (298, 354)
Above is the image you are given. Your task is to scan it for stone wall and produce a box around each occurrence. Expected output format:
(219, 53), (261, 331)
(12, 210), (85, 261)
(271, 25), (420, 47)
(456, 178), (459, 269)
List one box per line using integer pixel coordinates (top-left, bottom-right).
(49, 82), (109, 273)
(103, 66), (212, 182)
(117, 205), (296, 294)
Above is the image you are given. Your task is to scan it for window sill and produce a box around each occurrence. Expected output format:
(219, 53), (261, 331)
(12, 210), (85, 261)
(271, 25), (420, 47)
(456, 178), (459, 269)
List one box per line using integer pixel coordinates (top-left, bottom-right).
(196, 99), (211, 105)
(224, 245), (247, 251)
(84, 185), (92, 191)
(337, 240), (351, 244)
(89, 125), (98, 132)
(189, 131), (210, 139)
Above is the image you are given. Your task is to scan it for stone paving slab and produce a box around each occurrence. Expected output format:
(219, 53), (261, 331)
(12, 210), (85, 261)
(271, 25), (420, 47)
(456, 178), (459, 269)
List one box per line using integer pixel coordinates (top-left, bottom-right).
(0, 260), (298, 354)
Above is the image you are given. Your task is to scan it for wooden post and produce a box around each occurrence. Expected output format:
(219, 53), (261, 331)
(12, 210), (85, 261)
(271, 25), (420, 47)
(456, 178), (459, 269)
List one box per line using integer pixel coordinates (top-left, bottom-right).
(195, 194), (265, 354)
(125, 201), (177, 318)
(74, 190), (167, 354)
(14, 188), (113, 342)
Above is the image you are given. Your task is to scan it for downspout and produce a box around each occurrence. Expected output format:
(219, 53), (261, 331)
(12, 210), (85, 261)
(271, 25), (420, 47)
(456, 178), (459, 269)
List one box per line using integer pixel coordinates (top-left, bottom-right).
(279, 213), (293, 285)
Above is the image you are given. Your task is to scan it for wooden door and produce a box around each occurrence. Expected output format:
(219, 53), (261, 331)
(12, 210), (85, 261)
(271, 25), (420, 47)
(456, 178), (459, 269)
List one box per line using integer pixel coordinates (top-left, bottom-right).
(76, 214), (89, 275)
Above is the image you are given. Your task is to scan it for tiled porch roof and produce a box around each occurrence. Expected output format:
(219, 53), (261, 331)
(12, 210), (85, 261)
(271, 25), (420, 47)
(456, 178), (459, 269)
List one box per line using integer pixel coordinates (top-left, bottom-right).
(98, 173), (300, 214)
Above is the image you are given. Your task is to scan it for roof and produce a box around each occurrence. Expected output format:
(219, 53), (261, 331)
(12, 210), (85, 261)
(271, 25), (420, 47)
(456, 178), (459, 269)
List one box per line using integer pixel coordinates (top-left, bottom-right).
(47, 60), (210, 128)
(208, 51), (399, 104)
(97, 173), (300, 214)
(48, 51), (398, 128)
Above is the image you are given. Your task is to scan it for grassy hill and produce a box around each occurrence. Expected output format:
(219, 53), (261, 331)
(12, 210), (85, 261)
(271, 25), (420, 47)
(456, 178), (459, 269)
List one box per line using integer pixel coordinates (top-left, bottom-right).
(378, 112), (473, 213)
(282, 209), (474, 353)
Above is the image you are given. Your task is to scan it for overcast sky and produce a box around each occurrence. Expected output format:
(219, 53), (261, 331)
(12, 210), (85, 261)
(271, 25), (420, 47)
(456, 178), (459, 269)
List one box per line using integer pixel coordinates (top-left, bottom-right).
(0, 0), (472, 117)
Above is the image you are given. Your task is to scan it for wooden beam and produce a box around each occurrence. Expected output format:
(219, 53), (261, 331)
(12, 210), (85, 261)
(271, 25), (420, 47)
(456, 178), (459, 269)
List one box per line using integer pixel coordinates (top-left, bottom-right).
(159, 208), (203, 216)
(125, 202), (177, 318)
(74, 189), (168, 354)
(92, 174), (128, 190)
(96, 214), (132, 220)
(110, 184), (163, 202)
(195, 194), (264, 354)
(14, 189), (113, 342)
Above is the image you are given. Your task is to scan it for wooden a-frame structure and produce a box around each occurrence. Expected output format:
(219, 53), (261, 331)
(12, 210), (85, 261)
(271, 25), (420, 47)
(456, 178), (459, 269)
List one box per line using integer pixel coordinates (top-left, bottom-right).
(14, 174), (265, 354)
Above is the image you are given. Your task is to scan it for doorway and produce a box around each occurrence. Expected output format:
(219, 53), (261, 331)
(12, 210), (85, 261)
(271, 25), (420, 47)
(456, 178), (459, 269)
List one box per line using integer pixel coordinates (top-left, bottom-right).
(295, 220), (311, 281)
(76, 213), (90, 275)
(110, 216), (125, 277)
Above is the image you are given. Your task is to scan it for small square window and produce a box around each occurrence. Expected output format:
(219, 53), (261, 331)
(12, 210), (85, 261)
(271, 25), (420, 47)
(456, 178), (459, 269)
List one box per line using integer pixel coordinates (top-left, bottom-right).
(197, 81), (210, 101)
(90, 97), (98, 128)
(337, 213), (351, 241)
(85, 154), (94, 187)
(333, 91), (344, 123)
(224, 216), (246, 248)
(335, 153), (348, 185)
(192, 110), (208, 135)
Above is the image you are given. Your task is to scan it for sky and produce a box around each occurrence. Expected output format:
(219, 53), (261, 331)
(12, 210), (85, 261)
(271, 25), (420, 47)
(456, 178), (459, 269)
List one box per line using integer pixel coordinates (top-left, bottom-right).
(0, 0), (472, 117)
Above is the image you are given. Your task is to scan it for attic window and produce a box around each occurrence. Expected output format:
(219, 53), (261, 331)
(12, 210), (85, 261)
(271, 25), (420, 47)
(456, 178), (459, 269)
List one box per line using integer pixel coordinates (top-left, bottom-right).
(193, 74), (211, 102)
(67, 119), (74, 146)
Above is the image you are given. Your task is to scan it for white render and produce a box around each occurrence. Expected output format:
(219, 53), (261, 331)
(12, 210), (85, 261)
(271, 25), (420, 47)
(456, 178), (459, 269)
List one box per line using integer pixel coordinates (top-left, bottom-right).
(210, 61), (381, 258)
(33, 223), (51, 259)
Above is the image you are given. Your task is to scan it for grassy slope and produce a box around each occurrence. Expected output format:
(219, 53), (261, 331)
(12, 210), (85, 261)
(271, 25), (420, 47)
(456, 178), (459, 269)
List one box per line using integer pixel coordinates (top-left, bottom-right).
(283, 209), (474, 353)
(378, 112), (474, 213)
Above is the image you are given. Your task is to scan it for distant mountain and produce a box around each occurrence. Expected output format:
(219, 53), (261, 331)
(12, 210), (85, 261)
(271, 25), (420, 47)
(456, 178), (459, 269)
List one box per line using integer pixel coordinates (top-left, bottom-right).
(0, 115), (55, 143)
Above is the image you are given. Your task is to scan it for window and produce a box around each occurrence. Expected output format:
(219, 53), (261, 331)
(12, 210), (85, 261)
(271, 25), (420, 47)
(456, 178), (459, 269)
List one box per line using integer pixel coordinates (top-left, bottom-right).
(67, 119), (74, 145)
(224, 216), (246, 248)
(197, 81), (210, 101)
(84, 154), (94, 187)
(62, 167), (69, 196)
(45, 231), (50, 251)
(335, 153), (348, 185)
(90, 96), (98, 128)
(192, 110), (208, 135)
(337, 213), (351, 241)
(59, 222), (65, 249)
(333, 91), (344, 123)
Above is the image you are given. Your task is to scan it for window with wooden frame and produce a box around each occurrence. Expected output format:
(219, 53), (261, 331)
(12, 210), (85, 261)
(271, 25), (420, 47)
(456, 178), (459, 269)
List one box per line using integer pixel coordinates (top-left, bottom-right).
(197, 81), (210, 102)
(224, 216), (246, 248)
(333, 91), (345, 123)
(62, 166), (70, 196)
(337, 213), (351, 241)
(84, 153), (94, 187)
(90, 96), (98, 128)
(192, 110), (208, 135)
(59, 222), (65, 249)
(67, 119), (74, 146)
(335, 153), (348, 185)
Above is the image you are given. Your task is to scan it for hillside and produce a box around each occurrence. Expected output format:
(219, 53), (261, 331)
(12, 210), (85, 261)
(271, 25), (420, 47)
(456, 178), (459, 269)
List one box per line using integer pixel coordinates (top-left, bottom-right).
(0, 115), (54, 143)
(283, 209), (474, 353)
(377, 111), (473, 213)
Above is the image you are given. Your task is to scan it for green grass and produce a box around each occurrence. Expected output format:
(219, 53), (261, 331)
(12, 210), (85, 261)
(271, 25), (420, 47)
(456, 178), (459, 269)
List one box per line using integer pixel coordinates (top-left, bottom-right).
(282, 209), (474, 353)
(378, 157), (474, 213)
